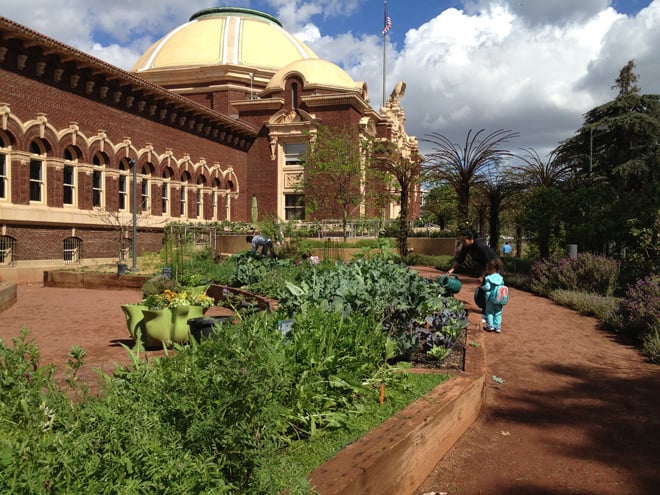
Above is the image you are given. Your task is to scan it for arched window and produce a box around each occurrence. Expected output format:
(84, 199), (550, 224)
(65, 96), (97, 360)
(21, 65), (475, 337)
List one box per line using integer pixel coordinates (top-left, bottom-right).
(162, 168), (172, 216)
(0, 134), (8, 200)
(196, 175), (206, 219)
(63, 236), (82, 264)
(180, 171), (191, 218)
(29, 140), (46, 202)
(140, 164), (152, 212)
(118, 158), (130, 211)
(211, 178), (220, 219)
(292, 82), (299, 110)
(92, 152), (106, 208)
(63, 146), (79, 206)
(0, 235), (16, 266)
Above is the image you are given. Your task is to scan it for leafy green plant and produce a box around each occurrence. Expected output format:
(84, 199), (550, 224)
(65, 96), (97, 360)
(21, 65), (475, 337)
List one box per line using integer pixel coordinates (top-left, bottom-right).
(428, 345), (452, 361)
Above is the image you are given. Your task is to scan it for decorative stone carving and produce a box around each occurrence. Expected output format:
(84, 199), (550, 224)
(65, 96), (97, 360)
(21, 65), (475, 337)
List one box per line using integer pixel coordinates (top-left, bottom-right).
(284, 172), (302, 189)
(269, 136), (278, 160)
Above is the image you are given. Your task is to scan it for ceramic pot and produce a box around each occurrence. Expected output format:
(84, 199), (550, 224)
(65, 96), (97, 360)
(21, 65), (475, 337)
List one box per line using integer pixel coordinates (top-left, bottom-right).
(120, 303), (147, 342)
(170, 305), (205, 344)
(142, 308), (173, 348)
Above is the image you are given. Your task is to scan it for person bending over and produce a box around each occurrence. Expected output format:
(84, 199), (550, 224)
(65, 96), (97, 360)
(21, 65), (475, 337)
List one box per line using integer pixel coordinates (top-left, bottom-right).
(447, 229), (501, 278)
(246, 234), (274, 257)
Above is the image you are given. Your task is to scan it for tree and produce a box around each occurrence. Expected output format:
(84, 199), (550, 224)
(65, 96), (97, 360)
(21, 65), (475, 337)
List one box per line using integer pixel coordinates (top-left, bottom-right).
(372, 142), (424, 257)
(554, 60), (660, 262)
(511, 148), (574, 258)
(302, 125), (366, 242)
(474, 161), (521, 251)
(423, 129), (519, 230)
(420, 185), (457, 230)
(89, 207), (151, 265)
(612, 59), (640, 97)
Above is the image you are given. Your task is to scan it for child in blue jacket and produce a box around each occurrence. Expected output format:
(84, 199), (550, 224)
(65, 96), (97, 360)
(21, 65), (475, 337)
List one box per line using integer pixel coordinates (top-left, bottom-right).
(481, 259), (505, 333)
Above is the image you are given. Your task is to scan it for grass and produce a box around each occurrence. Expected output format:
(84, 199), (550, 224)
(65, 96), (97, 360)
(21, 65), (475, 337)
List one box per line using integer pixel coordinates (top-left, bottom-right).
(275, 371), (450, 487)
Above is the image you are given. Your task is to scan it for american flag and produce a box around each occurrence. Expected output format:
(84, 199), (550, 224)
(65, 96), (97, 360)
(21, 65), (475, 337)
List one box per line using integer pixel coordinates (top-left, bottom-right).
(382, 9), (392, 35)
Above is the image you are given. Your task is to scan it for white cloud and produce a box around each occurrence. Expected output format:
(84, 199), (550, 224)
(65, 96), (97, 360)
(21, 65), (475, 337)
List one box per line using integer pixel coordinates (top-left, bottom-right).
(2, 0), (658, 160)
(359, 1), (657, 157)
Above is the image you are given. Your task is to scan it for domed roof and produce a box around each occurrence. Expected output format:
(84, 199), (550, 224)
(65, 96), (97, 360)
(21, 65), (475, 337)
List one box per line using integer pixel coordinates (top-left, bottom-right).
(132, 7), (318, 72)
(265, 58), (365, 94)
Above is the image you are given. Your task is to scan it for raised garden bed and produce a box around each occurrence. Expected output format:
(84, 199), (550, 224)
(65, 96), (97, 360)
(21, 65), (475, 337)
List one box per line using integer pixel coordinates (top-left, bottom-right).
(309, 312), (486, 495)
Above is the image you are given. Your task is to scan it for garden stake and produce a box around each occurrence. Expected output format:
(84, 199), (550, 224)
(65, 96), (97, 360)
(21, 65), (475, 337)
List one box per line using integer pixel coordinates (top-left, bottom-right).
(379, 385), (385, 405)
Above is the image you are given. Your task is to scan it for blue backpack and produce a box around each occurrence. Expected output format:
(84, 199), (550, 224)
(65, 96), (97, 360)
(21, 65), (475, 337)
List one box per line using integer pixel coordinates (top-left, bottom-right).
(492, 284), (509, 305)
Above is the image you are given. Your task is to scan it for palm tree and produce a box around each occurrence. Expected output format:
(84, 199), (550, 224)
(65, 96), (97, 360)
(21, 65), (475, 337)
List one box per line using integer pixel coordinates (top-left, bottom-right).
(475, 161), (521, 250)
(423, 128), (519, 229)
(514, 148), (573, 187)
(512, 148), (572, 258)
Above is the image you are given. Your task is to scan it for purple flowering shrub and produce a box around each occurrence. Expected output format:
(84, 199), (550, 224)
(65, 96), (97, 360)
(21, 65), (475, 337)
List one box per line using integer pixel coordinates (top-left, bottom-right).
(617, 274), (660, 339)
(530, 253), (619, 297)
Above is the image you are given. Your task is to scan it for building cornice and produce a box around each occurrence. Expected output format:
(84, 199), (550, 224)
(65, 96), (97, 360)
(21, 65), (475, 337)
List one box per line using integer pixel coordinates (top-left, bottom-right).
(0, 16), (259, 150)
(302, 93), (372, 113)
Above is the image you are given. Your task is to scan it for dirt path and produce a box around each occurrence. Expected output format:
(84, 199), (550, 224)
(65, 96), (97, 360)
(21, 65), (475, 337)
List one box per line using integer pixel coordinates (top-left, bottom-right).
(413, 269), (660, 495)
(2, 277), (659, 494)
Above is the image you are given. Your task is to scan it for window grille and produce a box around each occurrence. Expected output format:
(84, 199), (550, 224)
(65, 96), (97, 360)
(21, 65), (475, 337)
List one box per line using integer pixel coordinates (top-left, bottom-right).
(0, 235), (16, 266)
(63, 237), (82, 264)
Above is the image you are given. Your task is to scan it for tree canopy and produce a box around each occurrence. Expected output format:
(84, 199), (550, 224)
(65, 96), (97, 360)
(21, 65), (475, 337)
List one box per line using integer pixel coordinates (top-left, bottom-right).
(422, 128), (519, 230)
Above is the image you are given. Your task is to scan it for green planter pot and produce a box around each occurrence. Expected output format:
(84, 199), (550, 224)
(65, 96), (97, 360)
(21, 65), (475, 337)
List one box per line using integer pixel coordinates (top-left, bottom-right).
(120, 303), (147, 342)
(171, 305), (205, 344)
(142, 308), (173, 348)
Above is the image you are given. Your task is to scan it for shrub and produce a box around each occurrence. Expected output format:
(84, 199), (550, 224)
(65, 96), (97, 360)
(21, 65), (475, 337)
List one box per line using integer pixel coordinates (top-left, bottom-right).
(530, 253), (619, 297)
(549, 289), (620, 320)
(641, 325), (660, 364)
(616, 274), (660, 339)
(141, 274), (178, 297)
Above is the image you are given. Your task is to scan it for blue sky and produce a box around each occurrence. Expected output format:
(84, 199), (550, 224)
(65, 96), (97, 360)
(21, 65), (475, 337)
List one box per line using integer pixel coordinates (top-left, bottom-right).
(3, 1), (659, 157)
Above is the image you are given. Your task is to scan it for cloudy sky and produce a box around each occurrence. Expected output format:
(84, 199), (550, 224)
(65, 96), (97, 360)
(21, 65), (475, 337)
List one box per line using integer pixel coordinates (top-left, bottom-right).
(3, 0), (659, 157)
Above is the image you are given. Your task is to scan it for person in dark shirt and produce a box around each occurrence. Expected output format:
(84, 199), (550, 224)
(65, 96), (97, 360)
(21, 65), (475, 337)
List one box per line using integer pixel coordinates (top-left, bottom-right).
(447, 229), (501, 278)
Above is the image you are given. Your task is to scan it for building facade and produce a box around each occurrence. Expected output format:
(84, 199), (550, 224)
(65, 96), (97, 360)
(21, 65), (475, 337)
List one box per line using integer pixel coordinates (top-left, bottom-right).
(0, 7), (419, 281)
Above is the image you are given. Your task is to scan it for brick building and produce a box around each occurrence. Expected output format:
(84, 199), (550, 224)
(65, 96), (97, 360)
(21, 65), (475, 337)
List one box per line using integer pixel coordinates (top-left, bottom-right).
(0, 7), (419, 281)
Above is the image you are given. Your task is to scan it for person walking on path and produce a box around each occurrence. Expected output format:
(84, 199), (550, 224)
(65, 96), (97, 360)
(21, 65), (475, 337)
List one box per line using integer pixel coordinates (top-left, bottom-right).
(481, 258), (506, 333)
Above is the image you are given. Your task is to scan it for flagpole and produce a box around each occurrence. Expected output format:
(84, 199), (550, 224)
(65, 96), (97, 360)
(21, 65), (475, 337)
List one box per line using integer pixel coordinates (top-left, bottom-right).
(382, 0), (387, 108)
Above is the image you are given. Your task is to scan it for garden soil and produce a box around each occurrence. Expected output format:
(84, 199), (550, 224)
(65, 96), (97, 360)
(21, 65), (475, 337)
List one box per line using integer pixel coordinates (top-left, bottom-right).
(1, 275), (659, 495)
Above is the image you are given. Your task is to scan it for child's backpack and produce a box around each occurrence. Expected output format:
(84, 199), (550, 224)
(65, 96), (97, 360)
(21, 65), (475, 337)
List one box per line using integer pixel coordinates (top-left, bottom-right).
(492, 284), (509, 305)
